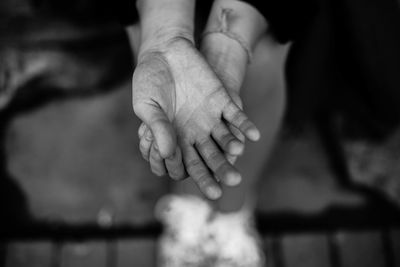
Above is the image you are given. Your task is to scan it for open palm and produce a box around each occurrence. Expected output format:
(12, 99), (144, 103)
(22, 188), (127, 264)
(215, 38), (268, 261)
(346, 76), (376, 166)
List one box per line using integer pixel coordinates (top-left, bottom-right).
(132, 38), (259, 199)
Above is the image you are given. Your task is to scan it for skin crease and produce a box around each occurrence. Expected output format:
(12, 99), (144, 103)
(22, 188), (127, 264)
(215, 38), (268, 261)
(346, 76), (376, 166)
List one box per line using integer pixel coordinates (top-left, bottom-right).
(132, 2), (259, 199)
(133, 37), (259, 199)
(133, 0), (266, 199)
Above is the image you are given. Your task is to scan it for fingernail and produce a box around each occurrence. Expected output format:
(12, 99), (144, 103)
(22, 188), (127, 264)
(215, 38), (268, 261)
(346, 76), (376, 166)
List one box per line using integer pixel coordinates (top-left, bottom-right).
(226, 172), (241, 186)
(207, 186), (222, 200)
(228, 141), (244, 155)
(246, 128), (260, 141)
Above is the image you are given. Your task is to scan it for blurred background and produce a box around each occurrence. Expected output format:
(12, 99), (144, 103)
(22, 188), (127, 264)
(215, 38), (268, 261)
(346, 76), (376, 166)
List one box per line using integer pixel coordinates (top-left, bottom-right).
(0, 0), (400, 266)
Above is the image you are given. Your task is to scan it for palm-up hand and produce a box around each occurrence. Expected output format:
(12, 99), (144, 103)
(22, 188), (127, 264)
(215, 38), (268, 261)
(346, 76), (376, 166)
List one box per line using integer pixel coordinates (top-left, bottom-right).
(133, 37), (259, 199)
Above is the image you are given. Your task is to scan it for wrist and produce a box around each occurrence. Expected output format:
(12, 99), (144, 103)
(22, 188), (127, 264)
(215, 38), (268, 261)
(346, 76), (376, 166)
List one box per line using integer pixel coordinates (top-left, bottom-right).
(140, 28), (194, 54)
(201, 33), (247, 93)
(137, 0), (195, 53)
(138, 35), (194, 64)
(205, 0), (268, 52)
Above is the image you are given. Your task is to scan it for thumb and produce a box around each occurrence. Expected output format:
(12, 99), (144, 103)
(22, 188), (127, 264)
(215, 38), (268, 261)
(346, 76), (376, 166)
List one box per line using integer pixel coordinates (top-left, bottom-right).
(133, 102), (176, 159)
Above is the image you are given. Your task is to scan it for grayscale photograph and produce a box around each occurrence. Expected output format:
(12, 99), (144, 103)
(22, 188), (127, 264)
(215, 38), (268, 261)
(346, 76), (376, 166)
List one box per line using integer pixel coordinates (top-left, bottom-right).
(0, 0), (399, 266)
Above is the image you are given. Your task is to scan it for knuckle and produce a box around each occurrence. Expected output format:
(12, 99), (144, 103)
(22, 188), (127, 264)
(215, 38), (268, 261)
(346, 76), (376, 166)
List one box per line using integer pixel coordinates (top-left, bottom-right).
(197, 140), (220, 161)
(232, 110), (246, 124)
(144, 130), (154, 142)
(186, 158), (203, 173)
(169, 170), (186, 180)
(195, 174), (213, 188)
(207, 150), (221, 162)
(223, 99), (238, 116)
(140, 134), (151, 146)
(239, 120), (253, 132)
(221, 133), (235, 146)
(165, 151), (180, 163)
(230, 126), (245, 142)
(197, 137), (211, 148)
(204, 148), (224, 167)
(215, 161), (229, 176)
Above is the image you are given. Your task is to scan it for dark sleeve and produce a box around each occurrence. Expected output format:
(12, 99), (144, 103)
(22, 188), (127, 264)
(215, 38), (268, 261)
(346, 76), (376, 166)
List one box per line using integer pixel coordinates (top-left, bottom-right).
(113, 0), (139, 25)
(240, 0), (318, 43)
(32, 0), (139, 25)
(282, 0), (400, 135)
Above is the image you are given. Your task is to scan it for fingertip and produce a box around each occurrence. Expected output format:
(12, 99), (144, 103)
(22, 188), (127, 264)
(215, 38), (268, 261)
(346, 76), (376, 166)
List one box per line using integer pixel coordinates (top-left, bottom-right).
(224, 171), (242, 187)
(153, 123), (177, 158)
(206, 186), (222, 200)
(153, 170), (166, 177)
(246, 127), (260, 141)
(227, 140), (245, 155)
(170, 172), (187, 181)
(149, 143), (167, 177)
(158, 142), (175, 159)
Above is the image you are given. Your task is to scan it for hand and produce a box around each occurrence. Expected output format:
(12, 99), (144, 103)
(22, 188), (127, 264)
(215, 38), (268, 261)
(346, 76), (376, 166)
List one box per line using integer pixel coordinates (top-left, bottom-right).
(133, 37), (260, 199)
(200, 32), (250, 165)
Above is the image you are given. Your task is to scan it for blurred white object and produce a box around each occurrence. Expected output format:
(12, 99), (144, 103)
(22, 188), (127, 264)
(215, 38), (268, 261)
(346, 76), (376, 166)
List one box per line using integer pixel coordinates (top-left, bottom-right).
(155, 194), (265, 267)
(209, 210), (265, 267)
(155, 194), (214, 266)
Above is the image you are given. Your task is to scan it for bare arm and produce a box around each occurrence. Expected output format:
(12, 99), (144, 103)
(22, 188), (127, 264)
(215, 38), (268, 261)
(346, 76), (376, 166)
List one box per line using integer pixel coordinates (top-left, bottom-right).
(202, 0), (268, 95)
(201, 0), (267, 164)
(130, 0), (261, 199)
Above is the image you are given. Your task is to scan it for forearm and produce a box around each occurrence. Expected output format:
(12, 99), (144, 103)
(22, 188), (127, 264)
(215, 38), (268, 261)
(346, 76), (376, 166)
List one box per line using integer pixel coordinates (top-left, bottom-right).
(202, 0), (268, 93)
(136, 0), (196, 53)
(206, 0), (267, 52)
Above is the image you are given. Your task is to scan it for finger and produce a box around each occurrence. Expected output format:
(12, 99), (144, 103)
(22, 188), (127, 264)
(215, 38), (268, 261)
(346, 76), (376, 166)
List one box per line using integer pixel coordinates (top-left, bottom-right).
(149, 143), (167, 177)
(165, 146), (187, 180)
(222, 100), (260, 141)
(196, 138), (241, 187)
(229, 123), (245, 143)
(211, 123), (244, 156)
(226, 124), (244, 164)
(181, 143), (222, 200)
(138, 122), (148, 139)
(139, 128), (153, 161)
(133, 103), (176, 158)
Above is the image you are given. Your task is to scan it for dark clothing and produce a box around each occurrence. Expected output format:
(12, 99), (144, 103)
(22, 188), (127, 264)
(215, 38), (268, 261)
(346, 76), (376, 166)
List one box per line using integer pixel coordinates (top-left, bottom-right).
(13, 0), (400, 137)
(115, 0), (400, 137)
(245, 0), (400, 138)
(7, 0), (139, 25)
(238, 0), (400, 138)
